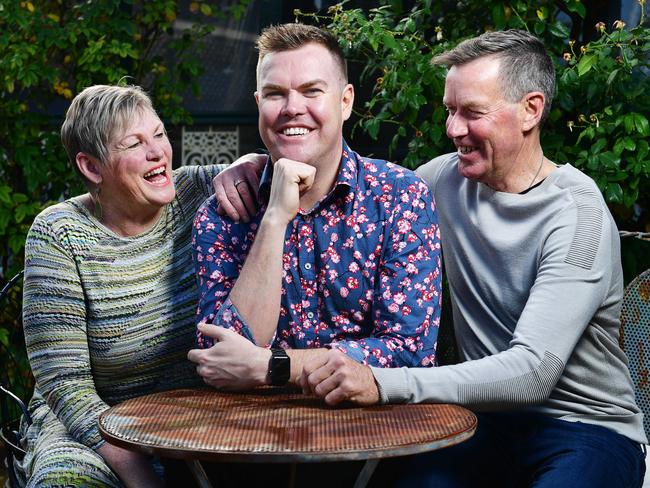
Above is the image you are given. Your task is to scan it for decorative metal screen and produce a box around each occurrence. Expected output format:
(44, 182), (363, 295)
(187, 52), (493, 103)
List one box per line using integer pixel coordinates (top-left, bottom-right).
(181, 127), (239, 166)
(620, 269), (650, 438)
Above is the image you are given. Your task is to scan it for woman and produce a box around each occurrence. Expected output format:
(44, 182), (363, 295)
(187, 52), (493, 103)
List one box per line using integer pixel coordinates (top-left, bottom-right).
(16, 84), (261, 487)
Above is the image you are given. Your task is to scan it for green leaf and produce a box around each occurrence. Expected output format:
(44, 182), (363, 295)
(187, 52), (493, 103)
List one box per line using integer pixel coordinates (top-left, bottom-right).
(633, 114), (649, 136)
(491, 5), (506, 29)
(604, 182), (623, 203)
(566, 1), (587, 18)
(365, 118), (380, 139)
(0, 186), (11, 205)
(0, 328), (9, 348)
(549, 21), (570, 39)
(577, 54), (596, 76)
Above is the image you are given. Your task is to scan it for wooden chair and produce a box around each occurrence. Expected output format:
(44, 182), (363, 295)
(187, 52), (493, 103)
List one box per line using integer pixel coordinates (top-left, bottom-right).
(620, 268), (650, 440)
(0, 270), (31, 488)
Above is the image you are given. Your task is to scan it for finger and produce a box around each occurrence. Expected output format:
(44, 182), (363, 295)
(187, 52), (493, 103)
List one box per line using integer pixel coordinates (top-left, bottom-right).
(224, 180), (251, 223)
(197, 323), (232, 341)
(235, 181), (258, 220)
(311, 371), (341, 399)
(187, 348), (203, 363)
(215, 179), (242, 221)
(324, 386), (348, 406)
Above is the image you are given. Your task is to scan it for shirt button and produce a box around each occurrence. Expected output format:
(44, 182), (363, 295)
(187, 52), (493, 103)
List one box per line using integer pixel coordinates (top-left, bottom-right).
(304, 263), (312, 270)
(307, 312), (314, 319)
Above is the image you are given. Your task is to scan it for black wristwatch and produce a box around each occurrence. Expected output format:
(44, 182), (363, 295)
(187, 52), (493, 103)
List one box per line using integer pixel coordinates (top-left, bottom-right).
(267, 348), (290, 386)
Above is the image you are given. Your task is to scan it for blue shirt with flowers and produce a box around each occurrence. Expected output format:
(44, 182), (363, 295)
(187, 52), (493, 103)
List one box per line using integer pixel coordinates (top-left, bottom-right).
(192, 141), (442, 367)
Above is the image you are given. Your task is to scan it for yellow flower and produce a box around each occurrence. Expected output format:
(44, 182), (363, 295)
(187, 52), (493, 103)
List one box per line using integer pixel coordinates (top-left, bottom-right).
(613, 19), (626, 30)
(563, 52), (572, 61)
(595, 22), (606, 32)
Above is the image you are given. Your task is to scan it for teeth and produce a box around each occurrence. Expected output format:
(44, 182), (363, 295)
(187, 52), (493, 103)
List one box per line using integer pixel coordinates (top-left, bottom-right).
(283, 127), (310, 136)
(458, 146), (475, 154)
(144, 166), (165, 178)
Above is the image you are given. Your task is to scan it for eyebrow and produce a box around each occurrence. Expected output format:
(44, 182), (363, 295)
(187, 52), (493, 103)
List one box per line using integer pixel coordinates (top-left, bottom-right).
(261, 79), (329, 91)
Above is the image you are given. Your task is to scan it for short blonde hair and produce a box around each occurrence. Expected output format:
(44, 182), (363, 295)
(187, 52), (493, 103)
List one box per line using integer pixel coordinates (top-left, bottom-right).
(61, 85), (156, 179)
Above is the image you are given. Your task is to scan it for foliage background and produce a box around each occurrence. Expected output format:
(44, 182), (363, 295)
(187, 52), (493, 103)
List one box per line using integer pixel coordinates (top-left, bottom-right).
(0, 0), (249, 423)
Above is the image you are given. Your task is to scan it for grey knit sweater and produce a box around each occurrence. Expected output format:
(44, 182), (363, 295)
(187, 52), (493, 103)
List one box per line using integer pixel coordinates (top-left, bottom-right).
(372, 153), (646, 444)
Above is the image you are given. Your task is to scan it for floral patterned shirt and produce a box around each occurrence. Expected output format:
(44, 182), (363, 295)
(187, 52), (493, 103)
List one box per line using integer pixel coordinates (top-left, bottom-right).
(192, 141), (442, 367)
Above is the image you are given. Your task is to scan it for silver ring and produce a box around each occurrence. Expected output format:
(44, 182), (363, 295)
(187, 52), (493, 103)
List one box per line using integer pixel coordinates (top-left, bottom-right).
(233, 179), (245, 187)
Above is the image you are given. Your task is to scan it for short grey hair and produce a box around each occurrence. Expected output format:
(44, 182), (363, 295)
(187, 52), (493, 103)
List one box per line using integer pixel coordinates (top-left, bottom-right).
(61, 84), (156, 180)
(432, 29), (555, 123)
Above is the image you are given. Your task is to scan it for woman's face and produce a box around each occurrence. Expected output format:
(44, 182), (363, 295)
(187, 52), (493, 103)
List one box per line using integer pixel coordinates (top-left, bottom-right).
(99, 109), (175, 220)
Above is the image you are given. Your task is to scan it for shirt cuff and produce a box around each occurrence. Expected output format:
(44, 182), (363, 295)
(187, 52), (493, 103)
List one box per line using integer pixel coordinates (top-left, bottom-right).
(199, 297), (257, 347)
(370, 366), (412, 404)
(329, 341), (367, 364)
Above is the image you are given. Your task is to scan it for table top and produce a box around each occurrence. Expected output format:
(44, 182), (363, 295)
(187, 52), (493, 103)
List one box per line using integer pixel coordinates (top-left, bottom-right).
(98, 388), (477, 463)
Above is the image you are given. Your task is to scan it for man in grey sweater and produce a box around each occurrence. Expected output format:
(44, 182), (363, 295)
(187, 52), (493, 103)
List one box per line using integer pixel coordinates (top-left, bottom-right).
(299, 29), (647, 487)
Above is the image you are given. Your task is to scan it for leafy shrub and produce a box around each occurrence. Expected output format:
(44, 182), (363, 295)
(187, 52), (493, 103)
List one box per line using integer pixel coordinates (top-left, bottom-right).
(298, 0), (650, 230)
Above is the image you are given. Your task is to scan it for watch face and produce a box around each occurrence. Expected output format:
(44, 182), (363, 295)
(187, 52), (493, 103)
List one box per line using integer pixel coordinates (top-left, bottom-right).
(270, 349), (291, 386)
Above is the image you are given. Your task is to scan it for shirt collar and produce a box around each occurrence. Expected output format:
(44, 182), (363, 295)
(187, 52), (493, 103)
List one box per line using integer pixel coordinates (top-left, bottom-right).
(258, 140), (358, 209)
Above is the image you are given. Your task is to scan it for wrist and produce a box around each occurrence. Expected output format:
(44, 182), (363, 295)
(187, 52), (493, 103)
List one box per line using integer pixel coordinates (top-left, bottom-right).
(262, 207), (292, 228)
(266, 347), (291, 386)
(257, 347), (273, 386)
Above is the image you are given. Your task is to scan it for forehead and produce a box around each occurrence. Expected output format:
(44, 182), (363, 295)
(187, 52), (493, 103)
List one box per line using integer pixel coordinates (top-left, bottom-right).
(257, 43), (342, 87)
(443, 56), (504, 105)
(114, 108), (160, 139)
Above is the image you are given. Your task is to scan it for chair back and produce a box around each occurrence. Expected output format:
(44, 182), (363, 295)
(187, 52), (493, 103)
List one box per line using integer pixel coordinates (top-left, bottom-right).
(620, 269), (650, 439)
(0, 270), (30, 488)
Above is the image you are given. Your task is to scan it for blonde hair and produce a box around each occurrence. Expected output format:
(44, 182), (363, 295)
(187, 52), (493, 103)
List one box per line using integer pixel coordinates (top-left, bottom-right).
(61, 84), (156, 180)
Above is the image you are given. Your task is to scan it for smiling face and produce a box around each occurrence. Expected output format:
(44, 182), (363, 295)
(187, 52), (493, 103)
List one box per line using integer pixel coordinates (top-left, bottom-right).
(443, 56), (529, 186)
(98, 108), (175, 224)
(255, 42), (354, 170)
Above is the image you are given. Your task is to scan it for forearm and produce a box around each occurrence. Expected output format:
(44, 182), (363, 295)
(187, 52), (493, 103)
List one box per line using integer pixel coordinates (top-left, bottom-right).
(97, 443), (163, 488)
(228, 212), (287, 345)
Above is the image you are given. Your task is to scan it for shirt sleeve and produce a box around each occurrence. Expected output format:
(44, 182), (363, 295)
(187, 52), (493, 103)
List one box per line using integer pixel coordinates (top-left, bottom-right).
(23, 217), (108, 449)
(330, 175), (443, 368)
(372, 196), (615, 405)
(192, 196), (258, 347)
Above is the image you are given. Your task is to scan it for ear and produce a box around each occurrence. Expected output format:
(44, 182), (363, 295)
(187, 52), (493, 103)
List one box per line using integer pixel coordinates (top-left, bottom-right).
(521, 91), (545, 132)
(341, 83), (354, 122)
(254, 91), (260, 106)
(75, 152), (103, 186)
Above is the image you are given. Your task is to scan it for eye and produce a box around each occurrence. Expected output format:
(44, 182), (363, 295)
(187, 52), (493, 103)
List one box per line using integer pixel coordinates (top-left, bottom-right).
(154, 131), (166, 139)
(444, 106), (456, 116)
(304, 88), (323, 96)
(263, 91), (283, 99)
(127, 141), (141, 149)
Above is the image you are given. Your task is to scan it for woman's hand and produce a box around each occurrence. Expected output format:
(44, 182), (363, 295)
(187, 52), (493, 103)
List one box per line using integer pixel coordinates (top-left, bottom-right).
(97, 443), (164, 488)
(213, 153), (267, 223)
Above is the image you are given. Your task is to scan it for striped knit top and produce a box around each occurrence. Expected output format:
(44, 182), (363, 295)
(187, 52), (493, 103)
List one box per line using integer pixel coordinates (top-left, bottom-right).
(23, 164), (222, 449)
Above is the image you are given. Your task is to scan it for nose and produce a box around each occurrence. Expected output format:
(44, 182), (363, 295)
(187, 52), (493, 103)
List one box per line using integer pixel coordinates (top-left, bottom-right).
(147, 139), (165, 160)
(446, 113), (468, 139)
(281, 90), (305, 117)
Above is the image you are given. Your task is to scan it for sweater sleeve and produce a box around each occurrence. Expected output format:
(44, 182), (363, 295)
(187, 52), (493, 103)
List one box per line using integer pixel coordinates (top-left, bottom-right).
(373, 188), (614, 408)
(23, 215), (109, 449)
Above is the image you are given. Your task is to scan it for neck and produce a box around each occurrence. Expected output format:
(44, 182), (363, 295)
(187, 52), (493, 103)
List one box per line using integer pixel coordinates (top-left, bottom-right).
(92, 195), (164, 236)
(484, 134), (553, 193)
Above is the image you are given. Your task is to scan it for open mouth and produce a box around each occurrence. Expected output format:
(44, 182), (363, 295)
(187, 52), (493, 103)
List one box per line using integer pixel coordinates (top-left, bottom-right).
(457, 145), (476, 155)
(143, 165), (168, 183)
(282, 127), (311, 137)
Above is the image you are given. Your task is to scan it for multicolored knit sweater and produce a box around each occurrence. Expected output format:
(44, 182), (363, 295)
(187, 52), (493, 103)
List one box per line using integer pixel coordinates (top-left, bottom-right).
(22, 164), (221, 449)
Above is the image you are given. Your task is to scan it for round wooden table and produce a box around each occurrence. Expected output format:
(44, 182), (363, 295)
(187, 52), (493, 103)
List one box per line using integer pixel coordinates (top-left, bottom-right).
(98, 387), (477, 487)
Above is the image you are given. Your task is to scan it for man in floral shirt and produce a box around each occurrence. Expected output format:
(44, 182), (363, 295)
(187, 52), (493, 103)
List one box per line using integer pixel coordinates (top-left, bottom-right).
(188, 23), (442, 390)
